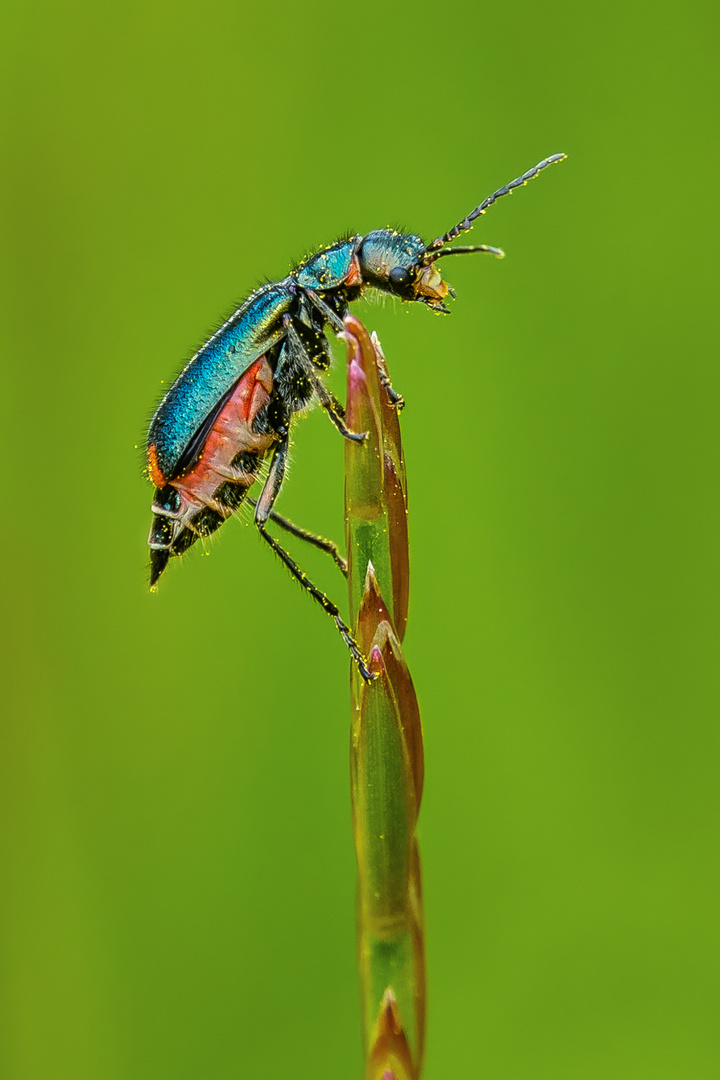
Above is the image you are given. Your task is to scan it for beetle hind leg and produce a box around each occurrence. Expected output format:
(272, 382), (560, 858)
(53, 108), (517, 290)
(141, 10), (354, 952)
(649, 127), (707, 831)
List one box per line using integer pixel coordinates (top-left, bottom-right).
(255, 437), (372, 682)
(246, 497), (347, 576)
(258, 517), (372, 680)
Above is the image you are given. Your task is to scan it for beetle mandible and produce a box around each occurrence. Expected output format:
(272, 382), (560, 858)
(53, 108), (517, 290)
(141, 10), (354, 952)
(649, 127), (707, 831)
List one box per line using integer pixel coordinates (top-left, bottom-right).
(145, 153), (566, 681)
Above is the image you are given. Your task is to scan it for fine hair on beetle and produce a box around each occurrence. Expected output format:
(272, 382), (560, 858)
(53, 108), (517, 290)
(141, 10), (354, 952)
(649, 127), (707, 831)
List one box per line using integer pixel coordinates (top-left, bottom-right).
(145, 154), (566, 680)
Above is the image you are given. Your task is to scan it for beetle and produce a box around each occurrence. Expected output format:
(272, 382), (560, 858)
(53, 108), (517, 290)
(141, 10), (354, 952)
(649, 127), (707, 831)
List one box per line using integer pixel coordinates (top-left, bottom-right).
(146, 153), (566, 680)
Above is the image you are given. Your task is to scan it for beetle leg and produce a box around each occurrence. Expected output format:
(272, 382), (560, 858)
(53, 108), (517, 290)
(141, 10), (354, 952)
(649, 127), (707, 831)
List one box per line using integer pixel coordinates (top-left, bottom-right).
(370, 331), (405, 411)
(322, 387), (346, 421)
(247, 497), (347, 576)
(255, 437), (372, 682)
(304, 287), (345, 333)
(284, 317), (367, 444)
(297, 302), (405, 414)
(321, 395), (368, 443)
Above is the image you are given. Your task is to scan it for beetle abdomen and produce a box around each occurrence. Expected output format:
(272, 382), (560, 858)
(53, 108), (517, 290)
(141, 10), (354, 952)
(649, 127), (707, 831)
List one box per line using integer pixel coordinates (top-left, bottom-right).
(148, 356), (276, 586)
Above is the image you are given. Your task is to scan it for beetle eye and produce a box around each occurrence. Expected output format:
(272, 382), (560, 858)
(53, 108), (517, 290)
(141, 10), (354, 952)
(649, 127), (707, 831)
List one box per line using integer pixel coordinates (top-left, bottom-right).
(389, 266), (411, 288)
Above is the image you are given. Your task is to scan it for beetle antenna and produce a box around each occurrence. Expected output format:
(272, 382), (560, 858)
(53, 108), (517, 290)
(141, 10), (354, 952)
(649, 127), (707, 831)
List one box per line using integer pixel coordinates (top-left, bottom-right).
(423, 152), (567, 260)
(424, 244), (505, 263)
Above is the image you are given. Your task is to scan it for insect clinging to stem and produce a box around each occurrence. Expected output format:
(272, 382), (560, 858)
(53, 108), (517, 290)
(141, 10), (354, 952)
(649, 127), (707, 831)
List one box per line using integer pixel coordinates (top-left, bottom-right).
(145, 153), (566, 680)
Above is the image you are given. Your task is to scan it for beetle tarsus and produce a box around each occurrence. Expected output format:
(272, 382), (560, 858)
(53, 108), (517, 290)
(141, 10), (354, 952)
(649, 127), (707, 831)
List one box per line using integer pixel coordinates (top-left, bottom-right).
(370, 332), (405, 411)
(381, 379), (405, 412)
(322, 401), (369, 443)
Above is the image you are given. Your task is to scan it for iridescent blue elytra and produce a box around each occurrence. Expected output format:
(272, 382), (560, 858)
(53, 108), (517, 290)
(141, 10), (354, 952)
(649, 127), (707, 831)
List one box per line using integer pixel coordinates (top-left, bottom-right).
(145, 153), (566, 681)
(150, 285), (289, 480)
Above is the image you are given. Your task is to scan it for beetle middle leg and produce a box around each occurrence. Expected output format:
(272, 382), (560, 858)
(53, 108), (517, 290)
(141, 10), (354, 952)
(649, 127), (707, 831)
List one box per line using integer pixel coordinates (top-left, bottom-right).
(254, 437), (372, 682)
(314, 380), (367, 443)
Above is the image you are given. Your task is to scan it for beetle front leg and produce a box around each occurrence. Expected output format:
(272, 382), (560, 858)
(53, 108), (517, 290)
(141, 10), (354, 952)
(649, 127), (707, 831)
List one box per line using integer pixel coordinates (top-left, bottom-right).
(255, 438), (372, 682)
(284, 316), (367, 444)
(302, 294), (405, 409)
(369, 330), (405, 410)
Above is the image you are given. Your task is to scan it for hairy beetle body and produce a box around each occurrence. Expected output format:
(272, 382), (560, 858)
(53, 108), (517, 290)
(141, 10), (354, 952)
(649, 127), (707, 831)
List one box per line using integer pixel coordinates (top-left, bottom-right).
(145, 154), (566, 678)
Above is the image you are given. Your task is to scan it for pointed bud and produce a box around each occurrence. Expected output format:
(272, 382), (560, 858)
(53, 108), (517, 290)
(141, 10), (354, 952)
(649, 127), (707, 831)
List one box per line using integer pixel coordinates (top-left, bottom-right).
(366, 989), (415, 1080)
(355, 562), (392, 657)
(371, 620), (424, 812)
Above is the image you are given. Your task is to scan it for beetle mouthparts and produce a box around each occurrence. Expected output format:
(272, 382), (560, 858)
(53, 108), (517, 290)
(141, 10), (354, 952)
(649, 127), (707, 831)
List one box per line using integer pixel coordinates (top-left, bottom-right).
(414, 263), (449, 308)
(423, 297), (451, 315)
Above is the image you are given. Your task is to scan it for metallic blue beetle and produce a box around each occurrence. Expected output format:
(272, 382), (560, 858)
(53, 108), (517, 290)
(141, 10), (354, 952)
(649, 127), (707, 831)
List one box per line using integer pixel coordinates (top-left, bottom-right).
(146, 153), (566, 678)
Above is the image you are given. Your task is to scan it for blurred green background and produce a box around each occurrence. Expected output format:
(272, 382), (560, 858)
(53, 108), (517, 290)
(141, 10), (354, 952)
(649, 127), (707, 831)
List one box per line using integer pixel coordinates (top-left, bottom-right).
(1, 0), (717, 1076)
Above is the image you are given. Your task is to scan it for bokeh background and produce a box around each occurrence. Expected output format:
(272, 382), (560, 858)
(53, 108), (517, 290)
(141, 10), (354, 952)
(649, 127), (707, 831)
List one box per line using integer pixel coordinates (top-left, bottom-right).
(1, 0), (717, 1076)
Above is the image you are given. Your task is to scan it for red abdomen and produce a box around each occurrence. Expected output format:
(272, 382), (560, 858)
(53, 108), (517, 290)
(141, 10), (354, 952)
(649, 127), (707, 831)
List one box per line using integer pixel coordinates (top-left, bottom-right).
(147, 356), (276, 585)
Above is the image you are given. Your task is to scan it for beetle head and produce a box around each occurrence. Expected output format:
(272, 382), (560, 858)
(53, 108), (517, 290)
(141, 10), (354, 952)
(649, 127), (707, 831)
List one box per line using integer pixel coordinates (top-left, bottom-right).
(358, 229), (459, 314)
(358, 227), (504, 315)
(359, 153), (566, 313)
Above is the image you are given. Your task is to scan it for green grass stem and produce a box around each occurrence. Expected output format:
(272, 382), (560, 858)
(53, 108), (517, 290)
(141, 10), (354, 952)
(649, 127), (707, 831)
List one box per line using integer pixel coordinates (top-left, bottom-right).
(344, 315), (425, 1080)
